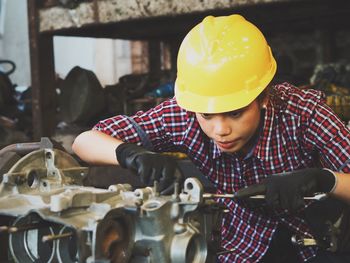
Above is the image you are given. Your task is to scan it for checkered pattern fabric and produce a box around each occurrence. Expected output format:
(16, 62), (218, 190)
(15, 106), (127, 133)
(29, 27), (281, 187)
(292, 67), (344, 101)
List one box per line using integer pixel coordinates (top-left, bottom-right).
(94, 82), (350, 262)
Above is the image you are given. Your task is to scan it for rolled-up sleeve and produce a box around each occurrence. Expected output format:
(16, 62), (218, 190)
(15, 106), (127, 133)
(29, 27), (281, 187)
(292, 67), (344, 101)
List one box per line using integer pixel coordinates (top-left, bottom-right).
(93, 98), (189, 152)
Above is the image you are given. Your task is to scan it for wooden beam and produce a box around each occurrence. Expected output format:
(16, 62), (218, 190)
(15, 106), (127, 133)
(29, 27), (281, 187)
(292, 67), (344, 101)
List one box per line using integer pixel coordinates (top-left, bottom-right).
(27, 0), (57, 139)
(148, 40), (161, 76)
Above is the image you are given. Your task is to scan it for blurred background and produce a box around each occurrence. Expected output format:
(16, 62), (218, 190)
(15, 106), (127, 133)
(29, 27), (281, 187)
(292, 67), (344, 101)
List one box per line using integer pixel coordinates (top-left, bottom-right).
(1, 0), (350, 153)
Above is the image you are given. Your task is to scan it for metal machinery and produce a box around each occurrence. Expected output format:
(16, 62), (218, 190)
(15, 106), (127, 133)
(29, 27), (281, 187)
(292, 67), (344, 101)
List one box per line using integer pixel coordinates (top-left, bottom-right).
(0, 139), (222, 263)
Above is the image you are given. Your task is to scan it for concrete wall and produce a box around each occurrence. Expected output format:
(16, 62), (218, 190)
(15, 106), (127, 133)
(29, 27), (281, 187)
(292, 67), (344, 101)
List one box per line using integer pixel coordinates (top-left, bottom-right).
(0, 0), (31, 87)
(0, 0), (132, 88)
(39, 0), (297, 32)
(54, 36), (132, 86)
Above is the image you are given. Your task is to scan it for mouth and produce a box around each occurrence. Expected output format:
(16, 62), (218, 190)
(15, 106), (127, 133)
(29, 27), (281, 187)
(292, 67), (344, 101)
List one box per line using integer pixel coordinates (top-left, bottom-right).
(215, 139), (240, 150)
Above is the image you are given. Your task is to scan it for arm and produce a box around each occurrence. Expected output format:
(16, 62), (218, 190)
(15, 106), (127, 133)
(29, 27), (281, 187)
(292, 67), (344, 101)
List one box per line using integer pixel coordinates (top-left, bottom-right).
(72, 129), (183, 193)
(72, 103), (169, 165)
(72, 130), (183, 194)
(331, 172), (350, 203)
(236, 92), (350, 209)
(72, 130), (124, 165)
(302, 100), (350, 203)
(72, 99), (186, 192)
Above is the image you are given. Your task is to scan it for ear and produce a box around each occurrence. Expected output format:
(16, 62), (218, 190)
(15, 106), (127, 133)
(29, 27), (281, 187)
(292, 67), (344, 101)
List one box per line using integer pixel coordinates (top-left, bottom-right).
(260, 95), (269, 109)
(257, 86), (270, 109)
(262, 96), (269, 108)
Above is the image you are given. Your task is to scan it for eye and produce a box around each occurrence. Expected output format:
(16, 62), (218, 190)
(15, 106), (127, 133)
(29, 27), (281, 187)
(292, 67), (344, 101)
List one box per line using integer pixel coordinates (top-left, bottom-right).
(200, 113), (212, 119)
(226, 110), (243, 118)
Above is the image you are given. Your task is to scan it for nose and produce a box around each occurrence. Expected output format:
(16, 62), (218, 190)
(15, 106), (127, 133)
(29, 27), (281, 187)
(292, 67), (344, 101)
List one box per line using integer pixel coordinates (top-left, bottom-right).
(213, 116), (232, 137)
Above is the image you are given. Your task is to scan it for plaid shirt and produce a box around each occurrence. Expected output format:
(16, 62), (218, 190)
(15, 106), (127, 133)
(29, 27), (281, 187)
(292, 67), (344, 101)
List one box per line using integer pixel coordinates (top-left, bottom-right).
(94, 83), (350, 262)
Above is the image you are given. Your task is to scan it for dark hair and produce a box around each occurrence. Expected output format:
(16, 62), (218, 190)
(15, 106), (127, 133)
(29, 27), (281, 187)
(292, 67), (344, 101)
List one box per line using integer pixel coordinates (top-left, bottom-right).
(257, 85), (272, 103)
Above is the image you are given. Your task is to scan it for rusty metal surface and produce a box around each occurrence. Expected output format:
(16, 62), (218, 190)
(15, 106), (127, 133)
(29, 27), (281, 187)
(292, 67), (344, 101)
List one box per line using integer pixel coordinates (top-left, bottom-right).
(38, 0), (298, 32)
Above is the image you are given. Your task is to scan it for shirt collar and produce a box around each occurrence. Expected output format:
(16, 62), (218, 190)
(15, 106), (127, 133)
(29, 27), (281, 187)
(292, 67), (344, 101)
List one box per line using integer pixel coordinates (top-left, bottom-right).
(254, 103), (275, 160)
(211, 140), (222, 159)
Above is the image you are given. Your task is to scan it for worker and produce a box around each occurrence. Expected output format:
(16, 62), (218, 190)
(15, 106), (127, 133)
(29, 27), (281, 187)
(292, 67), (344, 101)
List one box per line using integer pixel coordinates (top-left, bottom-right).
(72, 14), (350, 262)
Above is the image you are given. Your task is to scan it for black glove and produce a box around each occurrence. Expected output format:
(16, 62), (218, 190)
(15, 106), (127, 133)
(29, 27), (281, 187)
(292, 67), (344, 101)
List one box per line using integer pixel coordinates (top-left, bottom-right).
(115, 143), (183, 194)
(235, 168), (336, 212)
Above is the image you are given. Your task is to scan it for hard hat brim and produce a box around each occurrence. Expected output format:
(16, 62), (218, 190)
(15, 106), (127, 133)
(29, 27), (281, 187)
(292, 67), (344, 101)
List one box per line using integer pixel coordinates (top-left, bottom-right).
(175, 57), (277, 113)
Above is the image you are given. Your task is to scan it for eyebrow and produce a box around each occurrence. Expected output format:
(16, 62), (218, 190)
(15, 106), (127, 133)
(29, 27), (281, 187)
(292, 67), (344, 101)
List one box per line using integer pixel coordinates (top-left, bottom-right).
(225, 108), (245, 115)
(200, 106), (247, 116)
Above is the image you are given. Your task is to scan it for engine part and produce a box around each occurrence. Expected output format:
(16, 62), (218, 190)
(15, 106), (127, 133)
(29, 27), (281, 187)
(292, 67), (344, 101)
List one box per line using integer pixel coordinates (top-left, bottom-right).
(0, 139), (222, 263)
(58, 66), (105, 125)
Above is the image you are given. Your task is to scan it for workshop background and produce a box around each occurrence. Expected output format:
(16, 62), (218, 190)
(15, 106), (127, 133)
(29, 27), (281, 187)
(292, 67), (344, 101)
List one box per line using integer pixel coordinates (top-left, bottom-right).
(1, 0), (350, 148)
(1, 0), (350, 187)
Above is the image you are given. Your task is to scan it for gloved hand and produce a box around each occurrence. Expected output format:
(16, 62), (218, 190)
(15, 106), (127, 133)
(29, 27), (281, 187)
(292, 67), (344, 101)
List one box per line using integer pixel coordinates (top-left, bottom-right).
(235, 168), (337, 212)
(115, 143), (183, 194)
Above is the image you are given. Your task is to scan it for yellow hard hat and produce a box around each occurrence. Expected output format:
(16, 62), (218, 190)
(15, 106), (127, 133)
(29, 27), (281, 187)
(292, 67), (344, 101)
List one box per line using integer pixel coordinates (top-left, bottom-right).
(175, 14), (277, 113)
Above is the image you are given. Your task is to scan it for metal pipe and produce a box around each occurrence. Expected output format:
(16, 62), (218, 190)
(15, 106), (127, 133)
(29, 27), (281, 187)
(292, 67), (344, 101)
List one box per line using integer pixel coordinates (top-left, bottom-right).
(8, 224), (42, 233)
(0, 142), (41, 157)
(203, 193), (327, 201)
(42, 232), (73, 243)
(0, 226), (8, 233)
